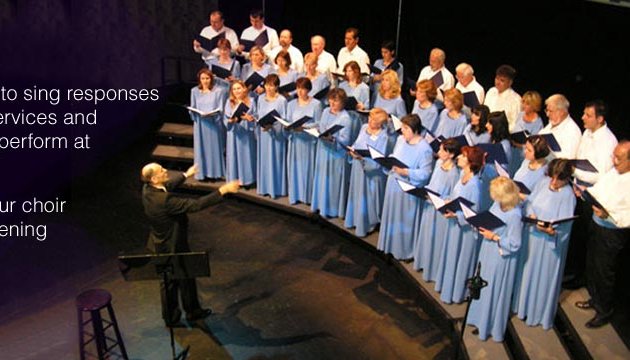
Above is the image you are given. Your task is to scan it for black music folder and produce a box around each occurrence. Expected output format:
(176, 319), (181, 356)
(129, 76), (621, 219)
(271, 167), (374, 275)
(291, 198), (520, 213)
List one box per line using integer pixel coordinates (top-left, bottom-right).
(344, 145), (371, 158)
(304, 124), (344, 139)
(522, 215), (579, 227)
(279, 82), (296, 94)
(540, 133), (561, 152)
(245, 71), (265, 89)
(257, 109), (281, 127)
(240, 30), (268, 52)
(431, 71), (444, 87)
(395, 178), (440, 198)
(211, 64), (232, 79)
(478, 143), (508, 164)
(569, 159), (598, 173)
(344, 96), (359, 111)
(313, 86), (330, 100)
(451, 134), (470, 148)
(194, 32), (225, 51)
(230, 102), (250, 121)
(509, 130), (530, 145)
(274, 115), (312, 130)
(493, 160), (530, 194)
(187, 106), (221, 117)
(368, 145), (408, 169)
(463, 91), (480, 109)
(466, 211), (505, 230)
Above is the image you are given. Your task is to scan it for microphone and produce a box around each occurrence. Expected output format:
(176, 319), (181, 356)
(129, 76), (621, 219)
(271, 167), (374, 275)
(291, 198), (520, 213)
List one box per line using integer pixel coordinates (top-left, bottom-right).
(466, 262), (488, 300)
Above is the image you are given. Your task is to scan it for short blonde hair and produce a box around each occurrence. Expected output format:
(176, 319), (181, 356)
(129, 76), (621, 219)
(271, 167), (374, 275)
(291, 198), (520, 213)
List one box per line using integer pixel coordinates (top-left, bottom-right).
(378, 69), (401, 99)
(489, 177), (520, 209)
(522, 91), (542, 112)
(369, 107), (388, 125)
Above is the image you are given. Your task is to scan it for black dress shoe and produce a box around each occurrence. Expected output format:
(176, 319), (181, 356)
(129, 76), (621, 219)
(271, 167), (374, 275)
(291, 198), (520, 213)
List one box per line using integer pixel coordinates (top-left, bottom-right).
(585, 311), (613, 328)
(186, 308), (212, 322)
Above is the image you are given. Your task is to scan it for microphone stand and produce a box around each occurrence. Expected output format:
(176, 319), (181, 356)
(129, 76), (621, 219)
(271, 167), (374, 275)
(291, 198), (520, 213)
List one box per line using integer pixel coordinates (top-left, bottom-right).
(455, 261), (487, 359)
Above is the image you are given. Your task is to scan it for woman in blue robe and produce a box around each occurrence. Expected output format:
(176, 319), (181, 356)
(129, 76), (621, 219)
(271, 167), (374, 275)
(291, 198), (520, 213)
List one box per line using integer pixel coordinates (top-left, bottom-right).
(435, 145), (484, 304)
(286, 77), (322, 205)
(344, 108), (390, 237)
(206, 38), (241, 90)
(224, 80), (257, 187)
(241, 45), (272, 100)
(434, 88), (467, 139)
(337, 61), (370, 144)
(310, 88), (353, 217)
(369, 40), (404, 106)
(189, 68), (228, 180)
(513, 135), (550, 200)
(513, 160), (576, 329)
(478, 111), (512, 211)
(273, 50), (299, 99)
(468, 177), (523, 342)
(411, 80), (439, 136)
(303, 52), (331, 106)
(509, 91), (544, 176)
(413, 139), (461, 280)
(377, 114), (433, 260)
(372, 69), (407, 148)
(463, 105), (491, 145)
(256, 74), (288, 198)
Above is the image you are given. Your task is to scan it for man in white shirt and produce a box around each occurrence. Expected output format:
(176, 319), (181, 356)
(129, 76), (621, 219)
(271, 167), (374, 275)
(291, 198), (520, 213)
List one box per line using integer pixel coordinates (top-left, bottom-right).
(575, 141), (630, 328)
(455, 62), (485, 117)
(539, 94), (581, 159)
(192, 11), (239, 61)
(238, 9), (279, 59)
(268, 29), (304, 72)
(415, 48), (455, 102)
(564, 100), (618, 291)
(309, 35), (337, 75)
(483, 64), (521, 131)
(336, 27), (370, 74)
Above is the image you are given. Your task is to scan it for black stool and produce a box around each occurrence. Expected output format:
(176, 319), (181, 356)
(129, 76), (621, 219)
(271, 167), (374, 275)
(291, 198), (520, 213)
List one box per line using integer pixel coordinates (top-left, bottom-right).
(76, 289), (129, 360)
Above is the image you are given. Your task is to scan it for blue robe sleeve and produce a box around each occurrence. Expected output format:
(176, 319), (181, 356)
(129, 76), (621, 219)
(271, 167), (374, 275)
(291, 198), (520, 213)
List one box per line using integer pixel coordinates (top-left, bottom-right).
(407, 145), (433, 186)
(394, 98), (407, 118)
(189, 88), (197, 121)
(497, 211), (522, 256)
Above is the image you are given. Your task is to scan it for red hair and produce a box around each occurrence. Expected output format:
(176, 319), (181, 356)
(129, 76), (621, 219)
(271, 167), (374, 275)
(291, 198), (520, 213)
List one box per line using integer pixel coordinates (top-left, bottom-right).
(461, 145), (485, 174)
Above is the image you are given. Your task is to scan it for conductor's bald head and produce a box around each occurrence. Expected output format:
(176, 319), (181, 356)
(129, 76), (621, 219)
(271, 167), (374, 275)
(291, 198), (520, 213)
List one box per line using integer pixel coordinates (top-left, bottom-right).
(141, 162), (167, 185)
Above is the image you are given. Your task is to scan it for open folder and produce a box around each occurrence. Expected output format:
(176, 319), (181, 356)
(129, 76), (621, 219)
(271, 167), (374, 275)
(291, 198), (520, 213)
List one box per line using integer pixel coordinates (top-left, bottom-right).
(312, 86), (330, 100)
(211, 64), (232, 79)
(368, 145), (408, 169)
(478, 143), (508, 164)
(522, 215), (579, 227)
(463, 91), (480, 109)
(427, 192), (475, 214)
(244, 71), (265, 89)
(431, 71), (444, 87)
(273, 115), (312, 130)
(230, 102), (250, 121)
(304, 124), (344, 139)
(240, 30), (268, 52)
(257, 110), (281, 127)
(395, 178), (440, 198)
(344, 145), (371, 158)
(460, 203), (505, 230)
(194, 32), (225, 52)
(187, 106), (221, 117)
(494, 160), (531, 194)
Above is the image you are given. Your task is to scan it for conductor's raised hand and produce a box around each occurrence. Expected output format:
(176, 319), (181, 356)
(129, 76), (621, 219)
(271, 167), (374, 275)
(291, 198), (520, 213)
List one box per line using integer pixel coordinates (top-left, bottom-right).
(219, 180), (241, 195)
(185, 164), (199, 178)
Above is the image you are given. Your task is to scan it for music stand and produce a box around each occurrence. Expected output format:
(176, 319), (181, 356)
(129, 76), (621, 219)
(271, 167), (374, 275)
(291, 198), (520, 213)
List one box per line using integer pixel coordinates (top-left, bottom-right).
(118, 251), (211, 360)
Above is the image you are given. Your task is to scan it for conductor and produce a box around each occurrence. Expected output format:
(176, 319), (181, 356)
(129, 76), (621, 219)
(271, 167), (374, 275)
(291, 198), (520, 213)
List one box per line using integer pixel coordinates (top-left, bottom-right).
(141, 162), (240, 325)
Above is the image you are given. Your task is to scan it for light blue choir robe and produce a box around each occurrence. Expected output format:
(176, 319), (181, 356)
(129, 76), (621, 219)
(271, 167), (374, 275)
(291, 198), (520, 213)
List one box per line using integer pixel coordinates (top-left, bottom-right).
(434, 109), (467, 139)
(377, 136), (433, 260)
(411, 101), (440, 136)
(338, 81), (370, 144)
(241, 63), (272, 100)
(310, 108), (353, 217)
(513, 160), (547, 204)
(344, 124), (390, 237)
(190, 86), (228, 180)
(224, 98), (257, 185)
(306, 73), (331, 107)
(413, 160), (460, 280)
(373, 94), (407, 148)
(275, 69), (299, 98)
(467, 202), (522, 342)
(286, 98), (322, 204)
(463, 124), (491, 145)
(509, 112), (544, 176)
(434, 173), (482, 304)
(369, 59), (404, 106)
(256, 95), (288, 198)
(513, 178), (575, 329)
(207, 58), (241, 89)
(479, 139), (512, 211)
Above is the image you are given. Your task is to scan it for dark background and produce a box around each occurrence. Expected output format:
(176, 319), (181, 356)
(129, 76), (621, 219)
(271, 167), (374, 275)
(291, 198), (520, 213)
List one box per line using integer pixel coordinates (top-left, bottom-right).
(0, 0), (628, 323)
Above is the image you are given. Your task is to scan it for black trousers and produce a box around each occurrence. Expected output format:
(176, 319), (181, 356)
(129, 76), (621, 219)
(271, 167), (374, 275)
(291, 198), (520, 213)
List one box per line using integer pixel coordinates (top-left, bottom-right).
(564, 200), (592, 279)
(586, 219), (628, 315)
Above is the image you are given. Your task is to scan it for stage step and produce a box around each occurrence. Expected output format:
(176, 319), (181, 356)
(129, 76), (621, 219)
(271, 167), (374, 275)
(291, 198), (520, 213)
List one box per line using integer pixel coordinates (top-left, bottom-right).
(508, 316), (571, 360)
(158, 122), (193, 139)
(151, 145), (193, 163)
